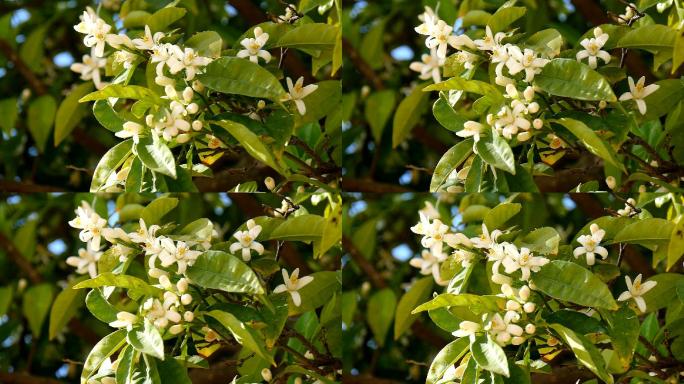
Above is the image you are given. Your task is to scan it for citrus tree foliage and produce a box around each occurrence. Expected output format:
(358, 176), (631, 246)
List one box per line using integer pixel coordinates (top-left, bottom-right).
(0, 1), (341, 192)
(0, 193), (342, 383)
(342, 193), (684, 383)
(342, 0), (684, 192)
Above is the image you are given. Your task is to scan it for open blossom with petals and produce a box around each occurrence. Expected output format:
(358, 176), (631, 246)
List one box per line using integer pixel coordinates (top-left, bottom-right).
(154, 238), (201, 275)
(414, 6), (439, 37)
(273, 268), (313, 307)
(617, 198), (637, 217)
(486, 313), (524, 346)
(229, 219), (265, 261)
(411, 212), (450, 255)
(168, 46), (212, 80)
(410, 250), (446, 283)
(617, 274), (656, 313)
(501, 246), (548, 281)
(619, 76), (659, 115)
(113, 50), (137, 70)
(456, 121), (484, 142)
(132, 25), (165, 51)
(576, 27), (610, 69)
(492, 103), (531, 140)
(452, 320), (481, 337)
(574, 223), (608, 265)
(71, 54), (106, 89)
(424, 20), (475, 59)
(505, 46), (548, 82)
(73, 8), (117, 57)
(116, 121), (143, 143)
(281, 77), (318, 115)
(143, 296), (181, 329)
(67, 248), (102, 278)
(455, 50), (479, 70)
(129, 219), (160, 249)
(69, 201), (107, 251)
(471, 223), (502, 249)
(409, 48), (444, 83)
(474, 26), (506, 52)
(419, 201), (441, 220)
(109, 311), (137, 329)
(237, 27), (272, 64)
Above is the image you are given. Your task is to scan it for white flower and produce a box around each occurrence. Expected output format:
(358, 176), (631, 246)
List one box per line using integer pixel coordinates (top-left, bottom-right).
(617, 198), (637, 217)
(237, 27), (272, 64)
(419, 201), (441, 220)
(423, 20), (474, 59)
(73, 8), (116, 57)
(474, 26), (506, 52)
(169, 46), (212, 81)
(229, 219), (265, 262)
(501, 246), (548, 281)
(143, 296), (181, 328)
(132, 25), (165, 51)
(410, 250), (445, 283)
(576, 27), (610, 69)
(113, 50), (138, 70)
(410, 212), (450, 255)
(155, 238), (202, 275)
(455, 50), (479, 70)
(116, 121), (143, 143)
(146, 108), (192, 141)
(70, 54), (106, 89)
(281, 77), (318, 115)
(452, 320), (481, 338)
(129, 219), (160, 250)
(453, 249), (476, 269)
(278, 6), (296, 23)
(409, 47), (444, 83)
(109, 311), (137, 329)
(68, 201), (107, 251)
(492, 103), (531, 140)
(486, 313), (524, 346)
(573, 223), (608, 266)
(619, 76), (659, 115)
(617, 274), (657, 313)
(471, 223), (502, 249)
(414, 6), (439, 37)
(66, 248), (102, 278)
(273, 268), (314, 307)
(618, 3), (637, 24)
(505, 46), (548, 82)
(456, 121), (484, 142)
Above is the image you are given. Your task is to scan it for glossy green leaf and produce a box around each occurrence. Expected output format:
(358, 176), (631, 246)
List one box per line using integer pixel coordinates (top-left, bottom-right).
(433, 97), (467, 133)
(0, 285), (13, 317)
(91, 139), (133, 192)
(49, 277), (86, 340)
(157, 357), (192, 384)
(412, 293), (504, 314)
(146, 7), (187, 32)
(54, 82), (94, 145)
(612, 218), (674, 246)
(616, 24), (676, 50)
(359, 20), (385, 69)
(186, 250), (264, 294)
(544, 309), (607, 335)
(365, 90), (395, 143)
(140, 196), (178, 225)
(471, 334), (510, 377)
(603, 305), (639, 372)
(80, 84), (162, 104)
(525, 29), (563, 58)
(86, 288), (118, 323)
(74, 272), (162, 297)
(639, 79), (684, 120)
(22, 283), (53, 338)
(367, 288), (396, 347)
(535, 59), (617, 102)
(483, 203), (521, 230)
(519, 227), (560, 255)
(82, 329), (127, 382)
(185, 31), (223, 58)
(640, 273), (684, 313)
(532, 260), (618, 310)
(668, 216), (684, 270)
(19, 25), (47, 74)
(394, 277), (433, 340)
(487, 6), (525, 33)
(430, 139), (473, 192)
(211, 120), (285, 175)
(135, 135), (177, 179)
(127, 318), (165, 360)
(425, 77), (502, 101)
(426, 338), (470, 384)
(392, 82), (429, 148)
(287, 271), (341, 316)
(267, 214), (325, 241)
(475, 131), (516, 174)
(199, 57), (285, 101)
(27, 94), (57, 152)
(205, 310), (274, 365)
(550, 324), (614, 384)
(275, 23), (338, 50)
(0, 97), (17, 134)
(552, 118), (623, 171)
(93, 100), (126, 133)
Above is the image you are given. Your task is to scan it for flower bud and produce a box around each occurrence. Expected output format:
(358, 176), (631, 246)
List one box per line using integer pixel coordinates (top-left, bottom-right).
(176, 134), (191, 144)
(361, 85), (370, 98)
(17, 278), (27, 292)
(164, 85), (177, 99)
(101, 378), (117, 384)
(192, 80), (205, 92)
(186, 103), (199, 114)
(517, 131), (532, 142)
(264, 176), (276, 191)
(547, 336), (559, 346)
(500, 284), (513, 296)
(304, 350), (314, 359)
(492, 273), (512, 285)
(182, 87), (194, 103)
(184, 311), (194, 322)
(148, 268), (165, 278)
(181, 293), (193, 305)
(169, 324), (184, 335)
(523, 86), (535, 101)
(523, 302), (536, 313)
(639, 184), (647, 193)
(527, 102), (540, 114)
(525, 324), (536, 334)
(496, 332), (511, 344)
(261, 368), (272, 382)
(599, 100), (607, 109)
(505, 84), (517, 98)
(294, 378), (302, 384)
(511, 336), (526, 345)
(606, 176), (616, 190)
(257, 100), (266, 110)
(446, 185), (464, 193)
(533, 118), (543, 129)
(192, 120), (202, 131)
(177, 278), (189, 293)
(506, 300), (521, 311)
(159, 275), (173, 289)
(519, 285), (531, 301)
(21, 88), (31, 102)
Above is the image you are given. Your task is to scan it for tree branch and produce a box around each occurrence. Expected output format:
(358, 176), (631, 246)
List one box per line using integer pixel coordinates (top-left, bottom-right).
(0, 372), (64, 384)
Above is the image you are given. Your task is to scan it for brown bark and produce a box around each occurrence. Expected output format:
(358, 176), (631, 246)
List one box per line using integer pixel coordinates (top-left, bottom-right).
(0, 372), (64, 384)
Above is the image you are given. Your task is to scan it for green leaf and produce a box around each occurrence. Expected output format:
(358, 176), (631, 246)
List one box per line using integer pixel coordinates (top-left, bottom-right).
(412, 293), (504, 314)
(475, 131), (516, 174)
(198, 57), (286, 101)
(185, 31), (223, 59)
(518, 227), (560, 255)
(525, 29), (563, 58)
(639, 79), (684, 120)
(86, 288), (118, 323)
(552, 118), (624, 171)
(135, 135), (177, 179)
(140, 196), (178, 225)
(80, 84), (162, 104)
(0, 97), (17, 134)
(603, 305), (639, 372)
(15, 219), (37, 261)
(483, 203), (521, 230)
(433, 97), (467, 133)
(54, 82), (94, 145)
(425, 77), (502, 101)
(430, 139), (474, 192)
(534, 59), (617, 102)
(668, 216), (684, 270)
(205, 310), (274, 365)
(27, 94), (57, 152)
(74, 272), (162, 297)
(487, 6), (526, 33)
(640, 273), (684, 313)
(299, 80), (340, 123)
(367, 288), (396, 347)
(616, 25), (676, 50)
(127, 318), (165, 360)
(186, 250), (264, 295)
(359, 20), (385, 69)
(157, 358), (192, 384)
(267, 214), (325, 241)
(115, 345), (136, 384)
(22, 283), (53, 338)
(0, 285), (13, 317)
(426, 338), (470, 384)
(286, 271), (341, 316)
(544, 309), (608, 335)
(392, 82), (429, 148)
(19, 25), (47, 74)
(211, 120), (286, 176)
(673, 32), (684, 74)
(93, 100), (126, 133)
(365, 90), (395, 143)
(532, 260), (618, 310)
(146, 7), (187, 32)
(91, 139), (133, 192)
(471, 334), (510, 377)
(394, 277), (433, 340)
(612, 218), (674, 246)
(549, 324), (614, 384)
(275, 23), (338, 50)
(49, 277), (86, 340)
(82, 329), (127, 382)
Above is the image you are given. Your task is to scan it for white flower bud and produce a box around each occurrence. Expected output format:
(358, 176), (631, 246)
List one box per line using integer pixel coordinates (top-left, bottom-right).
(264, 176), (276, 191)
(506, 300), (521, 311)
(446, 185), (464, 193)
(500, 284), (513, 296)
(304, 350), (314, 359)
(523, 302), (536, 313)
(148, 268), (165, 278)
(361, 85), (370, 98)
(192, 120), (202, 131)
(527, 102), (540, 114)
(169, 324), (184, 335)
(21, 88), (31, 102)
(517, 131), (532, 142)
(496, 332), (511, 344)
(505, 84), (517, 98)
(528, 281), (536, 290)
(257, 100), (266, 110)
(158, 275), (173, 289)
(181, 293), (193, 305)
(599, 100), (607, 110)
(101, 378), (117, 384)
(261, 368), (272, 382)
(511, 336), (526, 345)
(519, 285), (530, 301)
(176, 133), (191, 144)
(155, 75), (175, 86)
(486, 113), (495, 125)
(177, 278), (188, 293)
(186, 103), (199, 114)
(361, 281), (371, 295)
(525, 324), (536, 334)
(533, 118), (543, 129)
(639, 184), (647, 193)
(523, 86), (535, 101)
(155, 317), (168, 329)
(17, 278), (27, 292)
(606, 176), (616, 190)
(183, 311), (194, 322)
(492, 273), (512, 285)
(192, 80), (205, 92)
(182, 87), (194, 103)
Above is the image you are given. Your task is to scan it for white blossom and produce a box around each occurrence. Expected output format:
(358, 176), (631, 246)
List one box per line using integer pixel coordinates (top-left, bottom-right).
(452, 320), (481, 338)
(409, 47), (444, 83)
(619, 76), (659, 115)
(491, 103), (531, 140)
(229, 219), (265, 261)
(573, 223), (608, 266)
(617, 198), (637, 217)
(132, 25), (165, 51)
(456, 121), (484, 142)
(410, 250), (445, 283)
(576, 27), (610, 69)
(68, 201), (107, 251)
(617, 274), (657, 313)
(273, 268), (314, 307)
(73, 8), (118, 57)
(501, 246), (548, 281)
(115, 121), (143, 143)
(471, 223), (502, 249)
(410, 212), (450, 255)
(505, 46), (548, 82)
(154, 238), (201, 275)
(70, 54), (106, 90)
(237, 27), (272, 64)
(281, 77), (318, 115)
(143, 296), (181, 329)
(486, 313), (524, 346)
(66, 248), (102, 278)
(109, 311), (137, 329)
(168, 46), (212, 81)
(422, 20), (474, 59)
